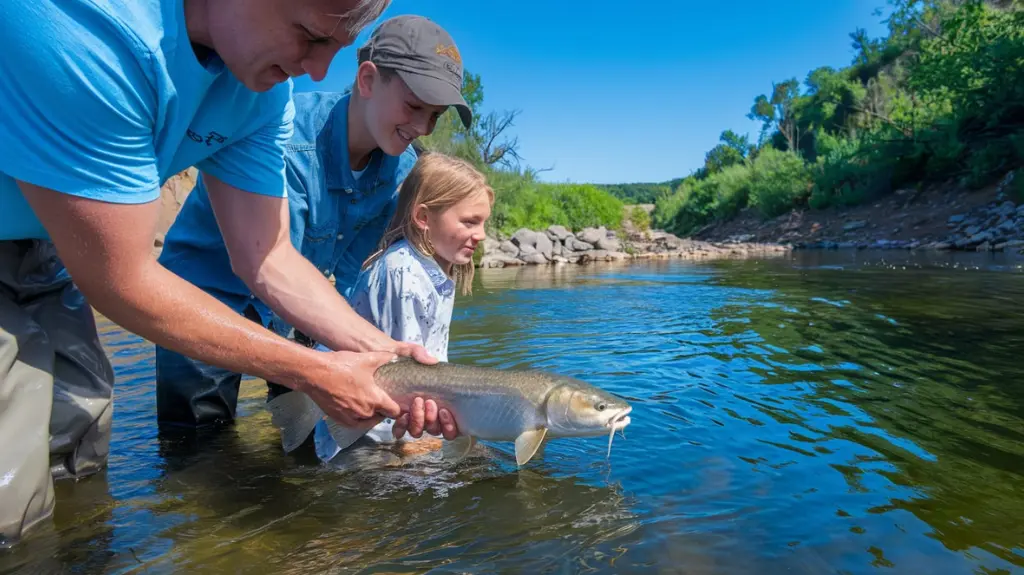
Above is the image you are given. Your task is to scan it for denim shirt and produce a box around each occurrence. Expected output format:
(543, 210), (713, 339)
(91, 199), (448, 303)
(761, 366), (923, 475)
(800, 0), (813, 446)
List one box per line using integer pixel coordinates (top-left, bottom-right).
(159, 91), (418, 336)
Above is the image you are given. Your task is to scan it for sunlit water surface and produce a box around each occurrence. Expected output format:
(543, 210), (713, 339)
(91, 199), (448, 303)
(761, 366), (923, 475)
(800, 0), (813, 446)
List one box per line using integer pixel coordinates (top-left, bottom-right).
(2, 250), (1023, 574)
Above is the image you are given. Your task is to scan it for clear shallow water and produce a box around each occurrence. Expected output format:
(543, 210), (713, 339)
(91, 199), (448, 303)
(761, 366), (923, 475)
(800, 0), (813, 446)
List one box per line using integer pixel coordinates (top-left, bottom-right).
(2, 251), (1023, 574)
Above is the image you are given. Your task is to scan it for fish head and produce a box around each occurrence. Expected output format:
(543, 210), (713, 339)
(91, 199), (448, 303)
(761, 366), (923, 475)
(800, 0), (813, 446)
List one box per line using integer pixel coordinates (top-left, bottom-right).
(544, 379), (632, 438)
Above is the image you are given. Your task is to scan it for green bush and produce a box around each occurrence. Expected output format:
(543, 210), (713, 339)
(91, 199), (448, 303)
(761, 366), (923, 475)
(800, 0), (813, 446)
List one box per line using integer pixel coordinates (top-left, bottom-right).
(651, 189), (687, 230)
(552, 183), (624, 232)
(629, 205), (651, 231)
(487, 175), (623, 235)
(708, 164), (753, 220)
(810, 136), (894, 209)
(748, 148), (812, 218)
(668, 181), (717, 236)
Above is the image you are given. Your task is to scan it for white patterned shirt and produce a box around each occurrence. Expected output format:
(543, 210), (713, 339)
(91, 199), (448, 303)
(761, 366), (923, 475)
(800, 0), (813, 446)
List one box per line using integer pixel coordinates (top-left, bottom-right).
(314, 239), (456, 461)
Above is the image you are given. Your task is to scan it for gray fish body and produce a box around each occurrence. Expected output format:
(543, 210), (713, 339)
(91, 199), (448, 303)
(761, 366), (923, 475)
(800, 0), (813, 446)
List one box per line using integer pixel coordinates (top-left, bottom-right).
(268, 358), (632, 466)
(374, 361), (554, 441)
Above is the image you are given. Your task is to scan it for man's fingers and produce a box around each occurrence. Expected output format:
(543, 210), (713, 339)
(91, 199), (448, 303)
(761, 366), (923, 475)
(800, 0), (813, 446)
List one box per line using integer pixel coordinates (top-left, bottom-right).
(393, 342), (438, 365)
(413, 346), (439, 365)
(407, 397), (425, 438)
(360, 350), (399, 369)
(392, 413), (409, 439)
(423, 399), (441, 436)
(376, 392), (402, 419)
(439, 409), (458, 441)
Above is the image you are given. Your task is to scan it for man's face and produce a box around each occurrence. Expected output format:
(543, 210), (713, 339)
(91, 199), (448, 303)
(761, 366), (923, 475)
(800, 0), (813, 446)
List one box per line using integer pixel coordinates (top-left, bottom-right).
(205, 0), (377, 92)
(359, 66), (448, 156)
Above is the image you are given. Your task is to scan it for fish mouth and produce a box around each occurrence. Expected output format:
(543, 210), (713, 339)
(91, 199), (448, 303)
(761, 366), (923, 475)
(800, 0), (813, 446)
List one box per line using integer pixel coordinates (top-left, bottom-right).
(605, 406), (632, 459)
(607, 406), (632, 431)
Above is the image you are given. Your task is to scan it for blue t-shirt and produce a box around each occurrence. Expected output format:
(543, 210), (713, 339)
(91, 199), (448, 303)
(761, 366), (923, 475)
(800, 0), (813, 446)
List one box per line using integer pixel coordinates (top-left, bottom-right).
(0, 0), (294, 241)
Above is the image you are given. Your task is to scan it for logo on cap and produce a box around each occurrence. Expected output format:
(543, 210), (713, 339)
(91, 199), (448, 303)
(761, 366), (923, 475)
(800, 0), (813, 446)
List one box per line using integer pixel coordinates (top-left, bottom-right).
(435, 44), (462, 66)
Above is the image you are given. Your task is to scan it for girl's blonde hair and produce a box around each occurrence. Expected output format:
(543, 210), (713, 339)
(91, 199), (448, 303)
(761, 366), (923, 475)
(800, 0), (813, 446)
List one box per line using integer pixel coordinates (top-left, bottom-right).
(365, 152), (494, 295)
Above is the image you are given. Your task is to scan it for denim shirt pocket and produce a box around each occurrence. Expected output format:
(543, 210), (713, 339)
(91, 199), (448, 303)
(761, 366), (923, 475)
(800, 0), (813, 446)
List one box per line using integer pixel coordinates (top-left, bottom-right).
(287, 145), (342, 278)
(334, 176), (397, 272)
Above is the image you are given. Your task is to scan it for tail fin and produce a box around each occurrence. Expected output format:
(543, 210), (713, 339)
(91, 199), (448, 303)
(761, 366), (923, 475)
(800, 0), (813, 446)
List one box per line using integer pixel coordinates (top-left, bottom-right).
(267, 391), (322, 453)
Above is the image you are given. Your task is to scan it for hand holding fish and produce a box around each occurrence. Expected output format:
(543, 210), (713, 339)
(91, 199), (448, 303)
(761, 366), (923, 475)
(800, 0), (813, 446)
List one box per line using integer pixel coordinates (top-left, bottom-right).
(371, 337), (460, 440)
(389, 340), (440, 366)
(305, 350), (403, 427)
(391, 397), (460, 440)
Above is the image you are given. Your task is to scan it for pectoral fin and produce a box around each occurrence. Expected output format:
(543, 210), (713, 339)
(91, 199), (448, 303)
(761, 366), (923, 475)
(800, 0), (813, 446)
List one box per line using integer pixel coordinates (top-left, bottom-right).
(514, 428), (548, 466)
(324, 418), (375, 452)
(441, 435), (476, 462)
(267, 391), (322, 453)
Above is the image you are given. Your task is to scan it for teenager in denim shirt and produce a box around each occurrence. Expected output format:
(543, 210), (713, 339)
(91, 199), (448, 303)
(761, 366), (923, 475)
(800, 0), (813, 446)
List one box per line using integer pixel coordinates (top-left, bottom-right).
(157, 16), (473, 444)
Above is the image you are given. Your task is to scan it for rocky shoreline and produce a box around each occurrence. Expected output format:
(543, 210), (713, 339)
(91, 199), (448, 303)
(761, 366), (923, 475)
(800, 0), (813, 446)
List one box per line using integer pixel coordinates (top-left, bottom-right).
(476, 225), (789, 268)
(691, 170), (1023, 254)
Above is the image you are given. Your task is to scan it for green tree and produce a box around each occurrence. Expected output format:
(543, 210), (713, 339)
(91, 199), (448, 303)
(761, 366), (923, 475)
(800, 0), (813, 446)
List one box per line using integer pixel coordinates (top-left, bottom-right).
(749, 79), (803, 152)
(703, 130), (753, 175)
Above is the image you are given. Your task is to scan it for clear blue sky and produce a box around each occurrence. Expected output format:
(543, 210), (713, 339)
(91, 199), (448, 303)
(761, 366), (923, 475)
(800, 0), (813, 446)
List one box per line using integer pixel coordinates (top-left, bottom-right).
(295, 0), (891, 185)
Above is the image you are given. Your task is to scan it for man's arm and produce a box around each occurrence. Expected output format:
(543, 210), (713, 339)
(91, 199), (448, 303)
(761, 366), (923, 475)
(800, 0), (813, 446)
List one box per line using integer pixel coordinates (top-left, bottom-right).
(204, 173), (409, 355)
(18, 182), (401, 427)
(0, 1), (413, 430)
(203, 174), (454, 439)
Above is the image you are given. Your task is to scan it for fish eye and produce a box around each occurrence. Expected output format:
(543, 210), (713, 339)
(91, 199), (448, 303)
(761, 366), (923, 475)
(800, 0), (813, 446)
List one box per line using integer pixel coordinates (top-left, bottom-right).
(596, 403), (607, 412)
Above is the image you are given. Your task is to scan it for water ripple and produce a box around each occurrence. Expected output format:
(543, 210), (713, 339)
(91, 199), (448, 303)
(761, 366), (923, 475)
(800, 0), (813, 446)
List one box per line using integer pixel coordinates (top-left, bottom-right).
(2, 254), (1023, 574)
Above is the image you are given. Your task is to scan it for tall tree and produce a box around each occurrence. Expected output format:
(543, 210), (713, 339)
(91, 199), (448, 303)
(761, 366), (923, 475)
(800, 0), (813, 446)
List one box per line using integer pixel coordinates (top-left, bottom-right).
(749, 78), (802, 152)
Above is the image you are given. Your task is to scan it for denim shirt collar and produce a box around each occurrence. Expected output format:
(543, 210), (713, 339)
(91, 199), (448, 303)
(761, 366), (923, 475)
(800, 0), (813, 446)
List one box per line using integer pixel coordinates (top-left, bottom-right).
(325, 92), (384, 193)
(398, 239), (456, 297)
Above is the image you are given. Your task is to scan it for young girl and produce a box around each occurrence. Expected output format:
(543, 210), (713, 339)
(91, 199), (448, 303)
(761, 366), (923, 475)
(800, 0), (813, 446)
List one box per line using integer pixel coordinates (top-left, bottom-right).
(313, 152), (495, 463)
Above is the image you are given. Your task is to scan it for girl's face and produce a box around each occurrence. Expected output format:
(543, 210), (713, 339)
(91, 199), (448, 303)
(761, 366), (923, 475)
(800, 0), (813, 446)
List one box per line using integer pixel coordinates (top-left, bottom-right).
(415, 191), (492, 269)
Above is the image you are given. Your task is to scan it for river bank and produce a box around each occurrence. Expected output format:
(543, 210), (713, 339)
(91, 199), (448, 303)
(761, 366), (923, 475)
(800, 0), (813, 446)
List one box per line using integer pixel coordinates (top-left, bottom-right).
(687, 171), (1023, 253)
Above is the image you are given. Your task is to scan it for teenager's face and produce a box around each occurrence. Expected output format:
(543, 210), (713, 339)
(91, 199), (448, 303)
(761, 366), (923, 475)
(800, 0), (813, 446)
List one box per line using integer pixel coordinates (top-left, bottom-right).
(359, 65), (448, 156)
(417, 191), (491, 268)
(203, 0), (373, 92)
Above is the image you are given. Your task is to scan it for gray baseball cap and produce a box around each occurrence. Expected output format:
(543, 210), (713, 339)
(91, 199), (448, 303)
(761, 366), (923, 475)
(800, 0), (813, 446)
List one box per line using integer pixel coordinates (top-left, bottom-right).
(358, 15), (472, 129)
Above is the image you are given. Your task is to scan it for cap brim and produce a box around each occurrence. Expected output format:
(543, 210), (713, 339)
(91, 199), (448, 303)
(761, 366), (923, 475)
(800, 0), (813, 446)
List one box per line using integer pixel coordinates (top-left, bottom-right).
(397, 70), (473, 130)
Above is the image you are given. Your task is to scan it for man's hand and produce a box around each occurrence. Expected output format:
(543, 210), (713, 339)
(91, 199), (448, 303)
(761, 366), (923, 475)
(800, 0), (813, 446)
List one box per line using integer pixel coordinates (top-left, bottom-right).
(388, 341), (439, 365)
(369, 343), (458, 440)
(304, 350), (401, 427)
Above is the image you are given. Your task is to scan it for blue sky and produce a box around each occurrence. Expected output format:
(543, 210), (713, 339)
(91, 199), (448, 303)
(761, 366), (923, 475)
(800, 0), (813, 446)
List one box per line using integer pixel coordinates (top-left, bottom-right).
(295, 1), (892, 184)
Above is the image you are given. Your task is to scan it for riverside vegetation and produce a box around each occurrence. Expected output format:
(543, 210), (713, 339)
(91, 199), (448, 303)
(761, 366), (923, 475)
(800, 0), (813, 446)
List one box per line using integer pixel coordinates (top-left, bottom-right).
(634, 0), (1024, 251)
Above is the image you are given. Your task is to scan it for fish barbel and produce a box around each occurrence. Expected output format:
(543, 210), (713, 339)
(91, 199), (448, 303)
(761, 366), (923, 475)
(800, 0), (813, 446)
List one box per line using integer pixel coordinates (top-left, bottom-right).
(268, 358), (632, 466)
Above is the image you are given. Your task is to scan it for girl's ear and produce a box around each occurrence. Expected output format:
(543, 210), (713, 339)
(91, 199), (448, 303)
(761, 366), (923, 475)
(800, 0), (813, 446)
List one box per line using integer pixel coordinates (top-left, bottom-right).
(411, 203), (430, 231)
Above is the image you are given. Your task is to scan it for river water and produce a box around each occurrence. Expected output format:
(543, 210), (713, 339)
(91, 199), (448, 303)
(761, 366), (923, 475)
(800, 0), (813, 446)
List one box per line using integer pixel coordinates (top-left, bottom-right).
(2, 250), (1023, 574)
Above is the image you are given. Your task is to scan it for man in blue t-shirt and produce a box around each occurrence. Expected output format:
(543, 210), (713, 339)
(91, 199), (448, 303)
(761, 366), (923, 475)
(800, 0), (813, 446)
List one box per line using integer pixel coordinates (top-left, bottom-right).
(0, 0), (452, 546)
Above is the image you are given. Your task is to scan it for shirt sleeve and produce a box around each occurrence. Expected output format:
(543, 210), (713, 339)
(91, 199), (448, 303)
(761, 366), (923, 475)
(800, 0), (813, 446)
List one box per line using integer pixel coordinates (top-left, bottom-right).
(0, 1), (159, 203)
(196, 89), (295, 198)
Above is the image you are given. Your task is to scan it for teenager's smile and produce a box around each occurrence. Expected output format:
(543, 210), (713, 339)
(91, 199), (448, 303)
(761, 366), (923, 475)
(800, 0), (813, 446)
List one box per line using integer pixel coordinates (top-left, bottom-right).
(396, 127), (415, 144)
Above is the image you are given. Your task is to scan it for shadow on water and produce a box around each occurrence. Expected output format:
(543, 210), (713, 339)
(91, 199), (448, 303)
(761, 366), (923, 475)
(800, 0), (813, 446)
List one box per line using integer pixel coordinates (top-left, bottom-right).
(2, 249), (1023, 574)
